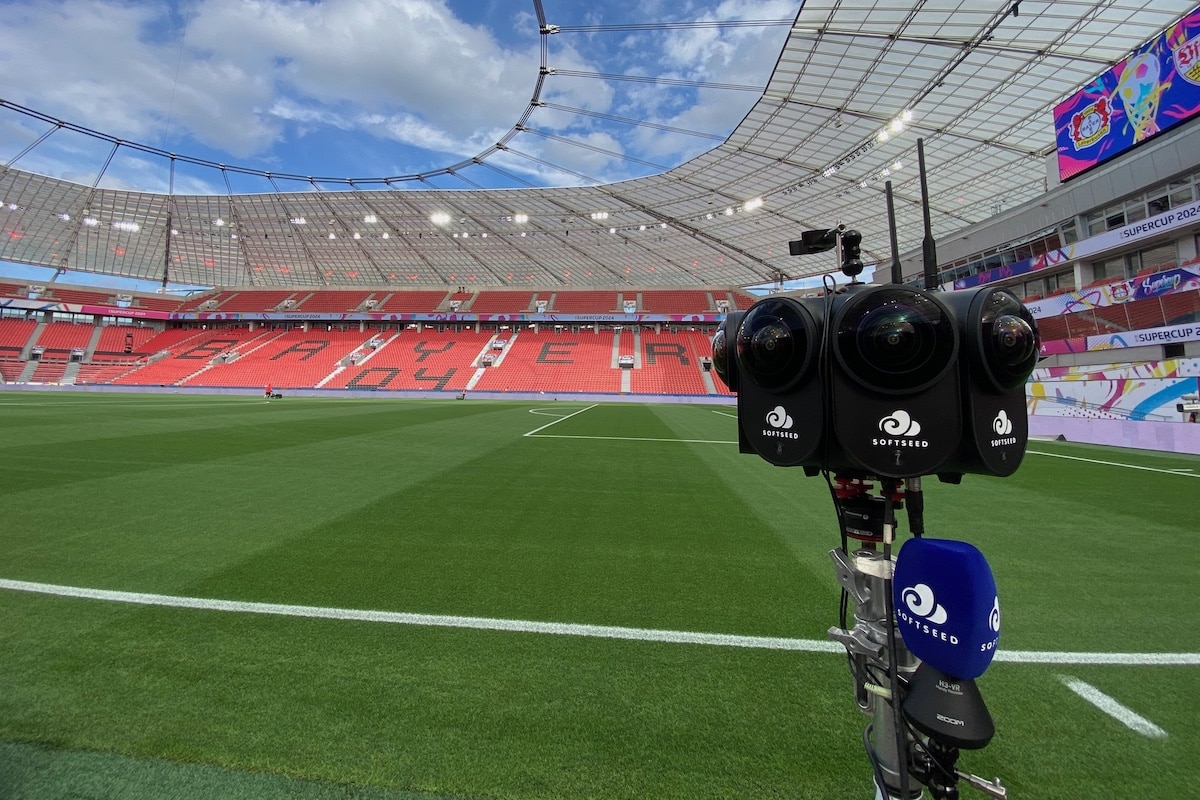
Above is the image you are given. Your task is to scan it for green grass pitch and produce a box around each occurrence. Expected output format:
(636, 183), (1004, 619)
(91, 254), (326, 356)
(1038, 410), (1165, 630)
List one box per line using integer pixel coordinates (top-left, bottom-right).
(0, 392), (1197, 799)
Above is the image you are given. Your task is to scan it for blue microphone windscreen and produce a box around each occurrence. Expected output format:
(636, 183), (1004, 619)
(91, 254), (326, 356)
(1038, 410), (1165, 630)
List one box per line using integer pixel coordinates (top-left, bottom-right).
(893, 538), (1000, 680)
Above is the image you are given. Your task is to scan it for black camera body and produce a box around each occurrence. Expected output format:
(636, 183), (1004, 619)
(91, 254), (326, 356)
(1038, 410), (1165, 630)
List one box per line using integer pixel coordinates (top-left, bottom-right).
(713, 284), (1038, 480)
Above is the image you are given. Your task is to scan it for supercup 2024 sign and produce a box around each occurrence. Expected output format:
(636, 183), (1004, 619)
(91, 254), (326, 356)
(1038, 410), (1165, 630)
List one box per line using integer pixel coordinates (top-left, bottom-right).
(1054, 5), (1200, 182)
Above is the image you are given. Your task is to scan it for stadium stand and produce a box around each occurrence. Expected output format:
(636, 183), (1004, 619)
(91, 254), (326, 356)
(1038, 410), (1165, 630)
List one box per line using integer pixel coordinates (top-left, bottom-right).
(1163, 289), (1200, 325)
(211, 291), (297, 312)
(175, 291), (234, 311)
(182, 328), (375, 388)
(29, 360), (68, 383)
(4, 271), (1190, 393)
(41, 287), (114, 306)
(468, 291), (537, 313)
(1125, 298), (1169, 331)
(0, 360), (24, 382)
(110, 328), (270, 386)
(74, 363), (141, 385)
(727, 290), (758, 309)
(325, 329), (492, 391)
(295, 290), (373, 313)
(629, 330), (712, 394)
(0, 282), (28, 299)
(126, 295), (184, 312)
(130, 328), (223, 359)
(1091, 304), (1130, 333)
(91, 325), (160, 362)
(471, 329), (627, 394)
(30, 321), (94, 359)
(0, 318), (38, 356)
(1034, 315), (1069, 342)
(550, 291), (619, 313)
(374, 291), (450, 312)
(639, 290), (712, 313)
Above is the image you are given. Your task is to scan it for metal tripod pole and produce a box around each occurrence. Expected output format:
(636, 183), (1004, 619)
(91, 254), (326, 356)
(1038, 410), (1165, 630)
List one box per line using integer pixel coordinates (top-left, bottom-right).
(829, 545), (923, 799)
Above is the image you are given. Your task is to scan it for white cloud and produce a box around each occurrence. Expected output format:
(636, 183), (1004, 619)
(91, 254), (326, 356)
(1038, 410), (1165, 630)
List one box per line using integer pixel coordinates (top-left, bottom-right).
(182, 0), (539, 139)
(0, 0), (791, 186)
(0, 0), (542, 160)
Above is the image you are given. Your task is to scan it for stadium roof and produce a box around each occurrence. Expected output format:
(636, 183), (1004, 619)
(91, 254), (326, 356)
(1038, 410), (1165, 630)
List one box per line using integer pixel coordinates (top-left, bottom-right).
(0, 1), (1195, 290)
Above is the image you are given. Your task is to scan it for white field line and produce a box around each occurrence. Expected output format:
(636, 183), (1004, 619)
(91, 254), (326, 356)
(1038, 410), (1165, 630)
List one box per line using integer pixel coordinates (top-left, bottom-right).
(525, 405), (736, 443)
(1061, 677), (1169, 738)
(2, 579), (1197, 666)
(522, 403), (598, 436)
(0, 578), (836, 653)
(528, 433), (737, 445)
(995, 650), (1199, 666)
(1027, 450), (1200, 477)
(528, 407), (571, 417)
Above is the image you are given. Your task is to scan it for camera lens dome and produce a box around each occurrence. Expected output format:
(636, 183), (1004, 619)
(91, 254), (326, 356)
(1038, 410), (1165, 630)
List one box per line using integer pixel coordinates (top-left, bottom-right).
(834, 287), (957, 393)
(977, 291), (1039, 390)
(735, 298), (817, 391)
(711, 326), (733, 388)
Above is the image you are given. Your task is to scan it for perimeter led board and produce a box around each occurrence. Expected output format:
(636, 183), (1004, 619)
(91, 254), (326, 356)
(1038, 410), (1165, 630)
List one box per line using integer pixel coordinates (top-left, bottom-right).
(1054, 5), (1200, 182)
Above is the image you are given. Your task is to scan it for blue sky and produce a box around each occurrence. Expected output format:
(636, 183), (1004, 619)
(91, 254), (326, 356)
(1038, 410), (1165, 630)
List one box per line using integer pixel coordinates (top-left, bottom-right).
(0, 0), (796, 192)
(0, 0), (798, 290)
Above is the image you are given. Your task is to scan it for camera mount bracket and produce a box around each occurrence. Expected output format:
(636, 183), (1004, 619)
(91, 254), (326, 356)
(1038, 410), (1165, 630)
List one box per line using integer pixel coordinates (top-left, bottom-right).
(829, 541), (921, 799)
(826, 479), (1009, 800)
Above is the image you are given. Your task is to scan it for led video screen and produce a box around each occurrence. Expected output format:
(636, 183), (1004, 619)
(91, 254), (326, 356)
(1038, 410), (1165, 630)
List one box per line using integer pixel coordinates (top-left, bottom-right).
(1054, 5), (1200, 182)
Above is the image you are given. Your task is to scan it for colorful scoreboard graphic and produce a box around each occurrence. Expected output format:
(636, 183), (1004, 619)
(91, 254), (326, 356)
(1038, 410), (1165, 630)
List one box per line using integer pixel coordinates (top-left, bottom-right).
(1055, 5), (1200, 182)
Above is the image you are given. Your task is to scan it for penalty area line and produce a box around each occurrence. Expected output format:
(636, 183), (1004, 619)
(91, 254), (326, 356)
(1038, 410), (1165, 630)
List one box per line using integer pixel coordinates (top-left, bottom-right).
(1060, 676), (1168, 738)
(2, 579), (1198, 666)
(522, 403), (598, 436)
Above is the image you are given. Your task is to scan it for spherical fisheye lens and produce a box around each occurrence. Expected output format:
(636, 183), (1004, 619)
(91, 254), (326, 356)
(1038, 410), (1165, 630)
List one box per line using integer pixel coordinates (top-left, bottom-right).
(711, 327), (731, 386)
(979, 291), (1039, 389)
(835, 287), (957, 393)
(991, 315), (1036, 364)
(864, 315), (920, 366)
(735, 299), (816, 391)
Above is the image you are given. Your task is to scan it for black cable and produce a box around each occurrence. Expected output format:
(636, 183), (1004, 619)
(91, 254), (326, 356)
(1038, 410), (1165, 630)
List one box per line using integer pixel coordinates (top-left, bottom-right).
(862, 724), (890, 799)
(819, 275), (837, 472)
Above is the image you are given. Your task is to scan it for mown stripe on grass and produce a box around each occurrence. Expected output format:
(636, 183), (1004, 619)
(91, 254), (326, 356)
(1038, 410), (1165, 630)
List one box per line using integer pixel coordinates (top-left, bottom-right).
(3, 578), (1198, 666)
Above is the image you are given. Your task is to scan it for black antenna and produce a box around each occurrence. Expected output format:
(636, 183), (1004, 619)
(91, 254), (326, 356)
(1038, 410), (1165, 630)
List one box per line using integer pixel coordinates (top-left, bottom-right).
(885, 180), (902, 284)
(917, 139), (938, 290)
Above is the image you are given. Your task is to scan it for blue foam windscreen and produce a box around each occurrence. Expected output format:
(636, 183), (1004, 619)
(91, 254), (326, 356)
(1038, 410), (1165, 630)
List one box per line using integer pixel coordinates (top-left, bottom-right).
(893, 537), (1000, 680)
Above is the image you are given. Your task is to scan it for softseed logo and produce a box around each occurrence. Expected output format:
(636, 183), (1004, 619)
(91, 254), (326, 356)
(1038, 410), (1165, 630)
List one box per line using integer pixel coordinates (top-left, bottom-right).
(897, 583), (959, 645)
(991, 410), (1018, 446)
(901, 583), (947, 624)
(762, 405), (799, 439)
(872, 410), (930, 448)
(980, 596), (1002, 655)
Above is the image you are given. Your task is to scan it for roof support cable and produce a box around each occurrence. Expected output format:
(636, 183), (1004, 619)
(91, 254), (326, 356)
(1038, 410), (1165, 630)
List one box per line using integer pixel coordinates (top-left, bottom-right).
(2, 120), (62, 172)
